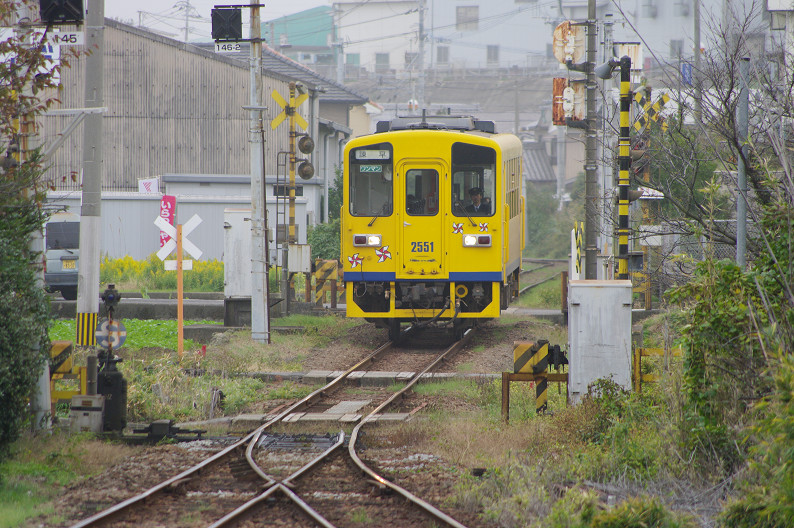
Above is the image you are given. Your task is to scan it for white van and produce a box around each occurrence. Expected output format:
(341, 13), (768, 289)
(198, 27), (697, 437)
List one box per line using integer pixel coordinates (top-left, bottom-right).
(44, 212), (79, 300)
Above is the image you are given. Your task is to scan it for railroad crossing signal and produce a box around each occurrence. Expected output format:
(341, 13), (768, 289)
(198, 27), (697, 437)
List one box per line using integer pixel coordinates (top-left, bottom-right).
(271, 89), (308, 130)
(634, 92), (670, 132)
(155, 214), (203, 267)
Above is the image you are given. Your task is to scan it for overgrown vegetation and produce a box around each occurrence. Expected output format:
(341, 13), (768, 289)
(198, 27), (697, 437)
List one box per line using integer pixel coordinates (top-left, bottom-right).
(0, 1), (83, 463)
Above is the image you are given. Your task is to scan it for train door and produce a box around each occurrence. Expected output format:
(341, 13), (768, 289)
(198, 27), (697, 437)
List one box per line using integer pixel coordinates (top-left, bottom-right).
(398, 160), (445, 278)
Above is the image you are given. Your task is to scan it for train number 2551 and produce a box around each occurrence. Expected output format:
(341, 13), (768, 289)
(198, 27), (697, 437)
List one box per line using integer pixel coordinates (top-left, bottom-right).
(411, 241), (434, 252)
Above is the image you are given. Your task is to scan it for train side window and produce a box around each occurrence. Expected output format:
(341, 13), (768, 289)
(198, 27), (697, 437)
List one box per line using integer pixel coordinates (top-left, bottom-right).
(451, 143), (496, 217)
(405, 169), (439, 216)
(349, 144), (393, 217)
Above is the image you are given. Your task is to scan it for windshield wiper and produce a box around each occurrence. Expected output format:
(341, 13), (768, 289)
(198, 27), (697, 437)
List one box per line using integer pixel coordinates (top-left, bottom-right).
(455, 199), (476, 226)
(368, 201), (391, 226)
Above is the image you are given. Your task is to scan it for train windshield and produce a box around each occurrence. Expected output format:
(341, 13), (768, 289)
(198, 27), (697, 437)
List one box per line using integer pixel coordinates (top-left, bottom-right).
(405, 169), (439, 216)
(348, 144), (393, 217)
(451, 143), (496, 217)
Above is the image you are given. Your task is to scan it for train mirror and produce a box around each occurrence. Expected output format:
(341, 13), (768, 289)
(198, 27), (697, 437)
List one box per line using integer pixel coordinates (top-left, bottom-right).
(298, 135), (315, 154)
(298, 160), (314, 179)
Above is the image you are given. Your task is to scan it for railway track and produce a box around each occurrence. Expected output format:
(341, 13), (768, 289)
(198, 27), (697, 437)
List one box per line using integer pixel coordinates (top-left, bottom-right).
(519, 259), (567, 297)
(69, 327), (475, 528)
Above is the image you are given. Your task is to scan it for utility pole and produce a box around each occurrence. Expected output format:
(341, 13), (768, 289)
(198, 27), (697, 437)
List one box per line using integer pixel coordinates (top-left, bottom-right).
(736, 57), (749, 268)
(417, 0), (425, 108)
(249, 1), (270, 344)
(584, 0), (598, 279)
(694, 0), (702, 124)
(77, 0), (104, 349)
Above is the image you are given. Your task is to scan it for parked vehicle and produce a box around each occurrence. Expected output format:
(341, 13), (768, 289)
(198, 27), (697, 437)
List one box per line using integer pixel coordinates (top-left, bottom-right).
(44, 212), (79, 300)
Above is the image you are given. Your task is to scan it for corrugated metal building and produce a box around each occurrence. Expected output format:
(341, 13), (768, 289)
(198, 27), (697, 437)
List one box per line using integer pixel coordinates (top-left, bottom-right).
(40, 19), (368, 260)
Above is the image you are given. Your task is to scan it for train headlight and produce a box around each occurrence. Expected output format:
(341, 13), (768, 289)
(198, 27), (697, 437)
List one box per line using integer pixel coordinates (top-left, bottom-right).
(462, 234), (491, 247)
(354, 234), (382, 247)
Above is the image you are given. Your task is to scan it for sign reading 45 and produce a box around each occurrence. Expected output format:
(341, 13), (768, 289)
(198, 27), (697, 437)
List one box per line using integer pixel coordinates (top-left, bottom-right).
(411, 241), (434, 253)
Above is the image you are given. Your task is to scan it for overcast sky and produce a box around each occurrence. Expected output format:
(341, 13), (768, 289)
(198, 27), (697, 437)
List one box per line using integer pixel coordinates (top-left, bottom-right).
(105, 0), (328, 42)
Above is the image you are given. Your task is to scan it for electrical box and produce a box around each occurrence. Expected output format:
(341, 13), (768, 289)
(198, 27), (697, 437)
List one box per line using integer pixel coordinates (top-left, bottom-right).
(223, 209), (253, 298)
(70, 394), (104, 433)
(567, 280), (633, 404)
(288, 244), (312, 273)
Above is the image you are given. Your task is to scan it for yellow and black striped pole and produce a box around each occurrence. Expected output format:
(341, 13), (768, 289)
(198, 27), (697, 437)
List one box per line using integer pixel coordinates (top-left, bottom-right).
(288, 82), (297, 246)
(617, 56), (632, 280)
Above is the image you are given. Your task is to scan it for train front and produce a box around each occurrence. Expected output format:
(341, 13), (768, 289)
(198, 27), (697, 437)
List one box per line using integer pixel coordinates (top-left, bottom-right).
(341, 123), (522, 337)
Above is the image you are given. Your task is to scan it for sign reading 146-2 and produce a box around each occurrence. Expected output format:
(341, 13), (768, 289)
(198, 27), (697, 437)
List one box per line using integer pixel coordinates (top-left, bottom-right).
(215, 42), (241, 53)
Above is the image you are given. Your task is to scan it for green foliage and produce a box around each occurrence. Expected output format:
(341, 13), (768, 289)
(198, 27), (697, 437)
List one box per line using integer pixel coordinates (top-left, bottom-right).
(307, 218), (340, 261)
(666, 258), (770, 474)
(719, 351), (794, 528)
(100, 254), (224, 292)
(0, 4), (74, 461)
(546, 492), (694, 528)
(328, 166), (343, 220)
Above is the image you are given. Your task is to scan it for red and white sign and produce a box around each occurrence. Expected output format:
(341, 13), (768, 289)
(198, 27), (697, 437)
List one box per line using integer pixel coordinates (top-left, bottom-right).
(159, 195), (176, 248)
(138, 176), (160, 194)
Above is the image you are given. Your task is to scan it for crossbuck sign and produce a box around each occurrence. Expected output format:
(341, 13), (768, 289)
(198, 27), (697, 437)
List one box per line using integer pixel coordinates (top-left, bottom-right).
(154, 214), (203, 270)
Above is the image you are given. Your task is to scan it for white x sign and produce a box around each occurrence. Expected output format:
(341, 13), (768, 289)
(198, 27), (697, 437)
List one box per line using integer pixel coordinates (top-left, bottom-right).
(154, 214), (203, 261)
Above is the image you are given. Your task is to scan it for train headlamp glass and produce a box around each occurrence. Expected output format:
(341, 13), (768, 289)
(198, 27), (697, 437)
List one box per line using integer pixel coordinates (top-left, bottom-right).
(353, 234), (382, 247)
(462, 234), (491, 247)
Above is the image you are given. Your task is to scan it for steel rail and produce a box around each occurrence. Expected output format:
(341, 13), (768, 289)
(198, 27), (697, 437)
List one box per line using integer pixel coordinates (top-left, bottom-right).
(518, 271), (562, 297)
(70, 339), (397, 528)
(347, 328), (476, 528)
(209, 433), (346, 528)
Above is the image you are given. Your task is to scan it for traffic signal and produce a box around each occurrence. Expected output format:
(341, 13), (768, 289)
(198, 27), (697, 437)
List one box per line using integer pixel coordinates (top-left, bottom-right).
(39, 0), (84, 24)
(211, 8), (242, 41)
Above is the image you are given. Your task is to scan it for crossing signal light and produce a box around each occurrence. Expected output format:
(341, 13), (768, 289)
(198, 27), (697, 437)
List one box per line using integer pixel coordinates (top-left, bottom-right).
(39, 0), (84, 24)
(211, 8), (242, 41)
(298, 134), (314, 154)
(298, 160), (314, 180)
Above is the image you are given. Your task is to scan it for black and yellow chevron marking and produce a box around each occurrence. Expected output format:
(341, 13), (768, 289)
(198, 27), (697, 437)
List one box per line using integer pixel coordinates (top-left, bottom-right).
(513, 340), (550, 413)
(76, 312), (97, 347)
(314, 260), (340, 304)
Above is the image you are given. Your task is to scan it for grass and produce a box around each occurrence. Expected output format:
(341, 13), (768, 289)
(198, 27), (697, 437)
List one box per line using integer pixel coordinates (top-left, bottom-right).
(518, 276), (562, 309)
(47, 314), (357, 423)
(0, 431), (140, 528)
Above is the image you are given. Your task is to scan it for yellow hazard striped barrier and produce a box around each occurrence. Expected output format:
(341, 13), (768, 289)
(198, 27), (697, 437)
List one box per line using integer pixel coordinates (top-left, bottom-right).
(314, 259), (345, 307)
(511, 340), (551, 414)
(76, 312), (97, 347)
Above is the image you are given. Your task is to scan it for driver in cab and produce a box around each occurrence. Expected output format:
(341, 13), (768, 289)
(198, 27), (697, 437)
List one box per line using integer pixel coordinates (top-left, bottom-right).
(465, 187), (490, 215)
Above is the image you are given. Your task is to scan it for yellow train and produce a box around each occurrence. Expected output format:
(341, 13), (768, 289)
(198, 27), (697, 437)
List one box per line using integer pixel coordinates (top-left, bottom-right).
(341, 115), (524, 339)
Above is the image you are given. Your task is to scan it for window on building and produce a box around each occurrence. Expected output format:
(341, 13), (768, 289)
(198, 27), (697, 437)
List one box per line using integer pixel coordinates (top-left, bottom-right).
(375, 52), (390, 72)
(437, 45), (449, 64)
(487, 45), (499, 65)
(346, 53), (360, 66)
(273, 185), (304, 197)
(456, 6), (478, 31)
(670, 39), (683, 59)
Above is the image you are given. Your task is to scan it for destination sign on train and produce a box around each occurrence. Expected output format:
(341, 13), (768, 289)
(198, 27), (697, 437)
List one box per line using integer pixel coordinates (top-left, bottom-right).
(355, 149), (390, 160)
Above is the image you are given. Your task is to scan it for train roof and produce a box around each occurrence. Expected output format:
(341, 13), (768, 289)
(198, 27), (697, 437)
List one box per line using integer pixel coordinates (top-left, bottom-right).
(375, 115), (495, 134)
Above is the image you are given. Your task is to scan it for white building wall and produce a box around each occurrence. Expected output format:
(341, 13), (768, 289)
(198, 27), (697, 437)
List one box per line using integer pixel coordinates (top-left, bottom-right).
(337, 1), (420, 74)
